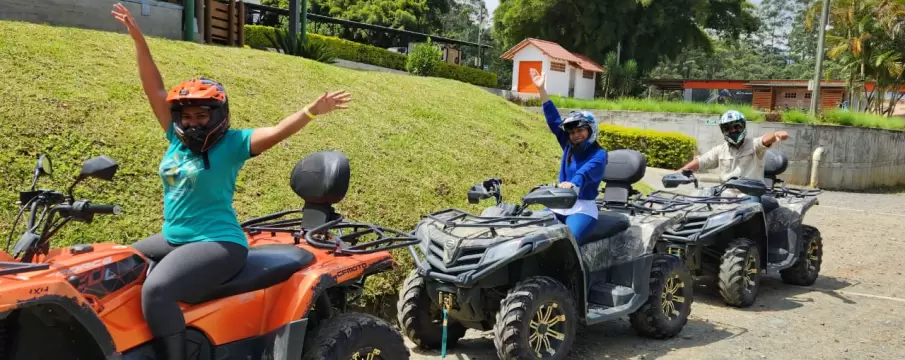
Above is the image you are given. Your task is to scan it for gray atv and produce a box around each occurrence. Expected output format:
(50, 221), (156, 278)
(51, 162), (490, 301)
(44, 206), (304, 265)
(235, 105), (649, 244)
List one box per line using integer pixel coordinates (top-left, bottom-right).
(397, 150), (695, 360)
(653, 148), (824, 308)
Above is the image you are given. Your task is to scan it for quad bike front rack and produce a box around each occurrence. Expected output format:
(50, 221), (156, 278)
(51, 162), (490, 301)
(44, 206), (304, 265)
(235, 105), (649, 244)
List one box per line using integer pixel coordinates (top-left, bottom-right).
(241, 210), (420, 255)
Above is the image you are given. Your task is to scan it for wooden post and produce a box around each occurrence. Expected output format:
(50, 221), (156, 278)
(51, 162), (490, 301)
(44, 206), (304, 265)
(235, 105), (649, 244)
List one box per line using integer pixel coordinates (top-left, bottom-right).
(238, 1), (245, 47)
(204, 0), (212, 44)
(289, 0), (299, 51)
(227, 0), (235, 46)
(195, 0), (204, 41)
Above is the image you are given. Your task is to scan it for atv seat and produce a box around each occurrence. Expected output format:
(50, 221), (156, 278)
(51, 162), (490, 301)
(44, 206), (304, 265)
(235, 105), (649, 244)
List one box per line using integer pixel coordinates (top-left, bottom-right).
(763, 149), (788, 189)
(582, 211), (631, 244)
(761, 195), (779, 213)
(179, 244), (315, 305)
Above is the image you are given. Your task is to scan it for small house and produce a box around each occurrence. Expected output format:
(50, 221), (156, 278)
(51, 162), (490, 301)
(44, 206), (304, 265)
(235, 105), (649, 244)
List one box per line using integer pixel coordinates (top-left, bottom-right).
(499, 38), (604, 100)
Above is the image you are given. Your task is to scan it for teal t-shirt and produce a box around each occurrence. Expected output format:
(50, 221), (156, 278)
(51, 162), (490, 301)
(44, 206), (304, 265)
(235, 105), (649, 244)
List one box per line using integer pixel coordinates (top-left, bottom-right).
(158, 122), (254, 248)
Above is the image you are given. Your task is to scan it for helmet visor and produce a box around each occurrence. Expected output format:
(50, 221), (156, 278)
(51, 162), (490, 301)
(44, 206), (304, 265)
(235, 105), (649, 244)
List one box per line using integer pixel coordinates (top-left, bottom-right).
(719, 120), (745, 135)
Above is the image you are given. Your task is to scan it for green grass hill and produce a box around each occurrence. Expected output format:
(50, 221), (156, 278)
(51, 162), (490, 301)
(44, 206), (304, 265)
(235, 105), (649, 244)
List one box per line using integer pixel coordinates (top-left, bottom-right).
(0, 20), (652, 316)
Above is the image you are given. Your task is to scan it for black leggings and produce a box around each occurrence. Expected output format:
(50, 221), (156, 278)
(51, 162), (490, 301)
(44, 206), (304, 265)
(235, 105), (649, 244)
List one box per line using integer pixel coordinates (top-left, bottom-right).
(132, 234), (247, 337)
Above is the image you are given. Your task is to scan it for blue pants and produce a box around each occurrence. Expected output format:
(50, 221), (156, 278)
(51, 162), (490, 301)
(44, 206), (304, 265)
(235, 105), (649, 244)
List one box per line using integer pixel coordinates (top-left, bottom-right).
(554, 213), (597, 246)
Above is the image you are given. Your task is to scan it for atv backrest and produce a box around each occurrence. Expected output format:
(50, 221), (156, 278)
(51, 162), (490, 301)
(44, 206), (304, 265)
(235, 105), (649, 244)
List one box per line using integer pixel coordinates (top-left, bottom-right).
(763, 149), (788, 188)
(290, 151), (351, 205)
(602, 149), (647, 204)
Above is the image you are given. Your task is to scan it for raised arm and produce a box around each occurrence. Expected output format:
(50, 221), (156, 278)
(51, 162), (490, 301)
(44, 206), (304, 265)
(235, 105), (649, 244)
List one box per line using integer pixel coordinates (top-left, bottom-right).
(249, 90), (352, 155)
(529, 68), (568, 147)
(112, 3), (171, 131)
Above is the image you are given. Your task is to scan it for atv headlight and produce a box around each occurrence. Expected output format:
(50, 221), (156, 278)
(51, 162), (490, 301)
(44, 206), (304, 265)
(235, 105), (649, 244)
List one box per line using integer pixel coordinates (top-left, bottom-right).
(704, 210), (737, 229)
(481, 240), (524, 265)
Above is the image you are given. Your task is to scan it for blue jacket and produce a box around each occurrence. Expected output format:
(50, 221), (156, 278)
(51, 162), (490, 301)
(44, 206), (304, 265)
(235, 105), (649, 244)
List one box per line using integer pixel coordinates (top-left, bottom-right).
(542, 100), (607, 201)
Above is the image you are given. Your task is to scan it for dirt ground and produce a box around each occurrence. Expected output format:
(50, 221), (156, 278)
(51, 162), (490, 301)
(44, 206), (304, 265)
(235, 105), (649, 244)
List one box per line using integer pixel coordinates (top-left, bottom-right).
(405, 184), (905, 360)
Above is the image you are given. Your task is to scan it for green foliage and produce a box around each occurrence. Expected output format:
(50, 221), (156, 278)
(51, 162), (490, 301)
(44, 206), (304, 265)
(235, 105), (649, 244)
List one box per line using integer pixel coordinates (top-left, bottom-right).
(246, 25), (407, 70)
(432, 61), (498, 88)
(782, 109), (811, 124)
(819, 109), (905, 130)
(263, 30), (336, 63)
(406, 38), (443, 76)
(597, 124), (698, 169)
(550, 96), (765, 121)
(601, 52), (641, 99)
(492, 0), (758, 73)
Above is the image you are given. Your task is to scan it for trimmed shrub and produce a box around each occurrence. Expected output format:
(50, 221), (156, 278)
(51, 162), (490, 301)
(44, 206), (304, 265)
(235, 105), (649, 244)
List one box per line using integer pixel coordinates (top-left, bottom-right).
(245, 25), (498, 88)
(597, 124), (698, 169)
(406, 38), (443, 76)
(433, 61), (498, 88)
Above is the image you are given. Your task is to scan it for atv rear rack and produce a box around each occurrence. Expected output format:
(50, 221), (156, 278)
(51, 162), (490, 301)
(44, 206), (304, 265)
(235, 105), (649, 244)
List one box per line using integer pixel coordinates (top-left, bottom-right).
(241, 210), (420, 255)
(0, 261), (49, 276)
(773, 185), (824, 198)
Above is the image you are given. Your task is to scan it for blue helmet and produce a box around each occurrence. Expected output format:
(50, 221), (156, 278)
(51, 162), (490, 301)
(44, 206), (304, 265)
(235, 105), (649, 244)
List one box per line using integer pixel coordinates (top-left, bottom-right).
(718, 110), (747, 147)
(562, 110), (599, 150)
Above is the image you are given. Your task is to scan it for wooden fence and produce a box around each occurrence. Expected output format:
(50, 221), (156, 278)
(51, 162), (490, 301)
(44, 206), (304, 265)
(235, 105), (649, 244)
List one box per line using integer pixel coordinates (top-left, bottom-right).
(201, 0), (245, 47)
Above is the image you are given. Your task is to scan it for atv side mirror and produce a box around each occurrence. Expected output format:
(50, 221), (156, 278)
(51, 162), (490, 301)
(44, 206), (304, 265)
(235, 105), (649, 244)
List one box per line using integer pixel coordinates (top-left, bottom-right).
(29, 154), (53, 191)
(67, 156), (119, 198)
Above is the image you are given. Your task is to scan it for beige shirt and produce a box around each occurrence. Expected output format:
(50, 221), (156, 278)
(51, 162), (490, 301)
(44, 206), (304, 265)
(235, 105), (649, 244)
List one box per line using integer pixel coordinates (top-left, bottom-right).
(698, 135), (770, 185)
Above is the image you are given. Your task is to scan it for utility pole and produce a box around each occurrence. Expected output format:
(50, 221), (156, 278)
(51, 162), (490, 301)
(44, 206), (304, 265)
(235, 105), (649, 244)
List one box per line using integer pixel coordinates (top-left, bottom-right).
(809, 0), (831, 115)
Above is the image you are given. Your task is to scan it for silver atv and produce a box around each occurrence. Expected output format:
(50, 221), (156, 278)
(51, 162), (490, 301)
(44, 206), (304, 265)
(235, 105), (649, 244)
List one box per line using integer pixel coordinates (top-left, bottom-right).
(652, 148), (824, 308)
(397, 150), (695, 360)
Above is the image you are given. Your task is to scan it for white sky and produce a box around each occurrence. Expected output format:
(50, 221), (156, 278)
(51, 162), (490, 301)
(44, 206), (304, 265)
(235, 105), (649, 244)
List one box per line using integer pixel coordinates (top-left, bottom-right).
(485, 0), (762, 17)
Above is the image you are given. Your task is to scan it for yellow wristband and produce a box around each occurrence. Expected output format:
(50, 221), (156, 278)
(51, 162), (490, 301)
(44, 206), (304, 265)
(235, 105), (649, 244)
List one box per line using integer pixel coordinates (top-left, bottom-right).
(304, 107), (317, 118)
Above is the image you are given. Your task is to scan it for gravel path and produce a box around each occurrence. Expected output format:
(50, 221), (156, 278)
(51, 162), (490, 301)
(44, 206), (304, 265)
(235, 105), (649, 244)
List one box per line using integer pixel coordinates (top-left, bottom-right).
(405, 178), (905, 360)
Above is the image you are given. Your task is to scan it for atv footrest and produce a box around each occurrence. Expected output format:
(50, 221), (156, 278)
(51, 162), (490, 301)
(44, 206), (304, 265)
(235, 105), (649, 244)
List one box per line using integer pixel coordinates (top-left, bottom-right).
(588, 283), (634, 308)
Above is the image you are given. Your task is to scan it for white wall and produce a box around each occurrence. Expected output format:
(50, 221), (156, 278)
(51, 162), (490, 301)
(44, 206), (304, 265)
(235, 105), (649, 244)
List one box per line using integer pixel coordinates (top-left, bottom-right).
(544, 62), (571, 98)
(574, 71), (597, 100)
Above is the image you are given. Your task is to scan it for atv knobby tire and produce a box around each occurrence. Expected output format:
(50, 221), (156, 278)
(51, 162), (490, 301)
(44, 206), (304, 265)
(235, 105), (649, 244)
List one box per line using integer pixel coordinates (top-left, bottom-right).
(780, 225), (823, 286)
(493, 276), (577, 360)
(629, 255), (693, 339)
(718, 238), (761, 308)
(397, 270), (466, 350)
(302, 312), (410, 360)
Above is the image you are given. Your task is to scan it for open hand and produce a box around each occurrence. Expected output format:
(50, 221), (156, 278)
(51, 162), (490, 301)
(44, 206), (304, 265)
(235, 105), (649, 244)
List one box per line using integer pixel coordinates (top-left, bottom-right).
(775, 130), (789, 141)
(558, 181), (575, 189)
(112, 3), (141, 36)
(308, 90), (352, 116)
(529, 68), (546, 90)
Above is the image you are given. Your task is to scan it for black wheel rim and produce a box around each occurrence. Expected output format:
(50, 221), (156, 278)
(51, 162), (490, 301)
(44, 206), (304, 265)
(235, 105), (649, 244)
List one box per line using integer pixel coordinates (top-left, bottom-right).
(660, 273), (687, 319)
(744, 252), (758, 291)
(349, 347), (383, 360)
(528, 302), (567, 359)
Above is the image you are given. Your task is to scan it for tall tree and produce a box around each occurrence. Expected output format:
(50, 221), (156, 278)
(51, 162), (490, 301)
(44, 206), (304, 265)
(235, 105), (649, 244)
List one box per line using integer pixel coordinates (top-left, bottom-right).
(491, 0), (758, 74)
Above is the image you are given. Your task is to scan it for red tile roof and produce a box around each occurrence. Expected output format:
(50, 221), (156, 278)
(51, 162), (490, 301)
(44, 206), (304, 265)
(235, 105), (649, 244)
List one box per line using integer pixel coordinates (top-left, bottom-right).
(500, 38), (605, 73)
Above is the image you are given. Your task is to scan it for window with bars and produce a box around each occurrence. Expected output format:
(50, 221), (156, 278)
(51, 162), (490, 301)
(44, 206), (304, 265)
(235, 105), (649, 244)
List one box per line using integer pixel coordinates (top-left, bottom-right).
(582, 70), (594, 79)
(783, 92), (797, 99)
(805, 92), (812, 99)
(550, 62), (566, 72)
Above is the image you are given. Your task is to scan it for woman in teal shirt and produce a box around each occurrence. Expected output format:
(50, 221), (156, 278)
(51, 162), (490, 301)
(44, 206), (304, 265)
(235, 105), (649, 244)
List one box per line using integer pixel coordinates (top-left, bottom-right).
(112, 4), (351, 359)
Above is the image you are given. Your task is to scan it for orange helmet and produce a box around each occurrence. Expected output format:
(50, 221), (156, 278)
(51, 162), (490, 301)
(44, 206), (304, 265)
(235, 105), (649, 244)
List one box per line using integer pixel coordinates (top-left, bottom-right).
(166, 78), (230, 154)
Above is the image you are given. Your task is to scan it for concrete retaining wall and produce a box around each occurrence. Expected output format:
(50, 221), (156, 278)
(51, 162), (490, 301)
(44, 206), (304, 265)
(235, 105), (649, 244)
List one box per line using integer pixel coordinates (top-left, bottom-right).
(0, 0), (186, 40)
(528, 107), (905, 191)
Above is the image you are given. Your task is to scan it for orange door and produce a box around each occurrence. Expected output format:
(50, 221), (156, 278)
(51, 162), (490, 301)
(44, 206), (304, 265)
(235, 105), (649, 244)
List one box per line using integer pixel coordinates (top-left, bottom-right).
(517, 61), (543, 93)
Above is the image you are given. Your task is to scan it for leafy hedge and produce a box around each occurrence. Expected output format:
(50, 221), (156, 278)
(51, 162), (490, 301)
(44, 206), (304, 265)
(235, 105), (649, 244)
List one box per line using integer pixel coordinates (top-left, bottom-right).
(598, 124), (697, 169)
(245, 25), (407, 70)
(245, 25), (498, 88)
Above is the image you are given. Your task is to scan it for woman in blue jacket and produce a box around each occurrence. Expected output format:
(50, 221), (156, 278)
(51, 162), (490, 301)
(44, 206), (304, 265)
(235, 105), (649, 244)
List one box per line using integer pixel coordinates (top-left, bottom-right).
(528, 68), (607, 245)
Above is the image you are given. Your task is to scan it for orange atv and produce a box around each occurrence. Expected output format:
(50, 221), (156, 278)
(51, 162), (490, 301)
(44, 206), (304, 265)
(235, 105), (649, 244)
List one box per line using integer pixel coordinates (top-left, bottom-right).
(0, 151), (418, 360)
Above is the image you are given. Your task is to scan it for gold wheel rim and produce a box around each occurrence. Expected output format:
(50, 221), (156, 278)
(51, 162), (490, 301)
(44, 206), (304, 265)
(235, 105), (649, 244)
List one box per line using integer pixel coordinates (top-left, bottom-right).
(744, 253), (758, 290)
(806, 239), (819, 272)
(350, 348), (381, 360)
(528, 302), (567, 358)
(660, 273), (686, 319)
